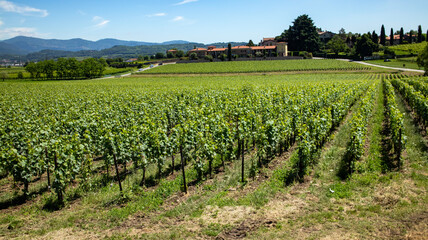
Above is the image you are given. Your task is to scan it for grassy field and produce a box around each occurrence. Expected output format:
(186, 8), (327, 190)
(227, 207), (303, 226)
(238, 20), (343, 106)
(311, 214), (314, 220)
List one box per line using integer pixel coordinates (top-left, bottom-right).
(389, 42), (428, 55)
(0, 61), (427, 240)
(138, 59), (371, 74)
(364, 58), (423, 70)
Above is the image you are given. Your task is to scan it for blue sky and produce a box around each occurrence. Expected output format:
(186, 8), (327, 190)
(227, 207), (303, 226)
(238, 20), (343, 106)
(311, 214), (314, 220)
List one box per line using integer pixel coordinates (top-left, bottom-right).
(0, 0), (427, 43)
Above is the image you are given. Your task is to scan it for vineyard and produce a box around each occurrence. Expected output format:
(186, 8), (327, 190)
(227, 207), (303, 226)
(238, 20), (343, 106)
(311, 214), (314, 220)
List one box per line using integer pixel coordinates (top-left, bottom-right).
(138, 59), (371, 74)
(0, 64), (427, 239)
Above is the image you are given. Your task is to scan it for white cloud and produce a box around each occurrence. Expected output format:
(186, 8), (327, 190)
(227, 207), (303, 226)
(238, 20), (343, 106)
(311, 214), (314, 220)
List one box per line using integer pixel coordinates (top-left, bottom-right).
(172, 16), (184, 22)
(174, 0), (198, 6)
(0, 27), (44, 39)
(92, 16), (110, 28)
(0, 20), (3, 26)
(147, 13), (167, 17)
(77, 10), (86, 16)
(0, 1), (48, 17)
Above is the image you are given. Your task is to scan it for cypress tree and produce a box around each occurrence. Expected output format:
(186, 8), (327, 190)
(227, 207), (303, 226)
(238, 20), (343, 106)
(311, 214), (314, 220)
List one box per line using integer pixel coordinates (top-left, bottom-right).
(399, 28), (404, 44)
(227, 43), (232, 61)
(390, 28), (394, 46)
(417, 25), (423, 43)
(371, 31), (379, 44)
(409, 30), (413, 44)
(380, 25), (386, 45)
(426, 30), (428, 42)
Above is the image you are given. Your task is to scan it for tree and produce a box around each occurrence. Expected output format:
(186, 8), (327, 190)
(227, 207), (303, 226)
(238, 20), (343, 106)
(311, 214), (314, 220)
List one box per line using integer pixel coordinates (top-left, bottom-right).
(25, 62), (38, 79)
(189, 52), (198, 60)
(338, 28), (347, 39)
(326, 35), (347, 55)
(166, 52), (175, 58)
(371, 31), (379, 44)
(56, 58), (68, 79)
(175, 50), (184, 58)
(380, 25), (386, 45)
(417, 25), (423, 43)
(204, 55), (213, 62)
(247, 40), (255, 47)
(417, 44), (428, 76)
(227, 43), (232, 61)
(41, 60), (56, 79)
(277, 14), (320, 52)
(390, 28), (394, 46)
(399, 28), (404, 44)
(355, 34), (378, 58)
(409, 30), (413, 44)
(155, 52), (165, 59)
(1, 72), (8, 81)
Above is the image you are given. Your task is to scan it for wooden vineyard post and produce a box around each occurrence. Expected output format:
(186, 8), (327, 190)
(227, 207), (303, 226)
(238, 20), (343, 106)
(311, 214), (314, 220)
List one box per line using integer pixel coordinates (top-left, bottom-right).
(180, 144), (187, 194)
(113, 154), (123, 193)
(54, 152), (63, 203)
(45, 147), (51, 192)
(241, 140), (245, 183)
(171, 153), (175, 175)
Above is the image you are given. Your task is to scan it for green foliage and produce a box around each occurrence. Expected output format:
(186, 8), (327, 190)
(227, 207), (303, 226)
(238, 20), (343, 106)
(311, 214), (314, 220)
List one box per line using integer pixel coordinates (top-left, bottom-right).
(142, 59), (369, 74)
(278, 14), (320, 52)
(380, 25), (386, 46)
(417, 44), (428, 75)
(383, 79), (405, 167)
(24, 57), (105, 80)
(391, 78), (428, 126)
(342, 82), (377, 178)
(204, 55), (213, 62)
(155, 52), (165, 59)
(227, 43), (232, 61)
(0, 73), (375, 200)
(355, 34), (379, 58)
(189, 52), (198, 60)
(417, 25), (423, 43)
(326, 35), (348, 55)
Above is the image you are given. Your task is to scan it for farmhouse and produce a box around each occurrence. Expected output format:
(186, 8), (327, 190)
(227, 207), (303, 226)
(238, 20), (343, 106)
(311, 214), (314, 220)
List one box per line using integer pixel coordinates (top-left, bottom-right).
(182, 38), (288, 58)
(318, 31), (335, 43)
(386, 34), (414, 45)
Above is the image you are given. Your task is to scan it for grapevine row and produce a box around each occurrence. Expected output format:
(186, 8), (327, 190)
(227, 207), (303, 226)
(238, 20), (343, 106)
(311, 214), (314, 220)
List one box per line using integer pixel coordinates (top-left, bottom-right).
(0, 76), (372, 203)
(383, 79), (405, 166)
(342, 82), (378, 176)
(391, 79), (428, 127)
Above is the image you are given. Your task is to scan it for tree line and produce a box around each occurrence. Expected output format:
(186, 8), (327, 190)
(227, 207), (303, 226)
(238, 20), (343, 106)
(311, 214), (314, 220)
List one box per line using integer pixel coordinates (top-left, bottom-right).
(275, 14), (426, 59)
(25, 58), (107, 80)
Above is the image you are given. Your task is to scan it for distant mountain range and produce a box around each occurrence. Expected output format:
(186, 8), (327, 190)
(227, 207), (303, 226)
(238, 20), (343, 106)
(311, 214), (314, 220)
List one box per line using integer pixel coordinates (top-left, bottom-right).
(0, 36), (194, 55)
(0, 36), (246, 62)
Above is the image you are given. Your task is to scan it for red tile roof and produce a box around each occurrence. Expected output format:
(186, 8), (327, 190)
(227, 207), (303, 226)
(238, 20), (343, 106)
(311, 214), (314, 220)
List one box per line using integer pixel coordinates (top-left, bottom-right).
(263, 38), (275, 41)
(386, 34), (401, 40)
(208, 48), (227, 52)
(251, 46), (276, 50)
(189, 48), (207, 52)
(232, 46), (251, 49)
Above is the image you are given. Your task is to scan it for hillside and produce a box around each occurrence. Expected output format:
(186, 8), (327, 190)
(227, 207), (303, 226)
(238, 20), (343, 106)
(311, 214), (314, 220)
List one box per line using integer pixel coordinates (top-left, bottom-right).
(0, 36), (194, 55)
(1, 40), (247, 62)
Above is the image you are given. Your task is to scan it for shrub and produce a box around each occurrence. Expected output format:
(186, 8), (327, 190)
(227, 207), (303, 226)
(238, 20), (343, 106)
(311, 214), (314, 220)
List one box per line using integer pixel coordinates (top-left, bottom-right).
(218, 54), (227, 61)
(189, 53), (198, 60)
(383, 47), (396, 57)
(17, 72), (24, 79)
(204, 55), (213, 62)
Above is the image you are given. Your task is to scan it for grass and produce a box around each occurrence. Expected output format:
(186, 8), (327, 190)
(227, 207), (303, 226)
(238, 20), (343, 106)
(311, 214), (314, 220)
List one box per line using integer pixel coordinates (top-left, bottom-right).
(389, 42), (428, 55)
(364, 59), (423, 70)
